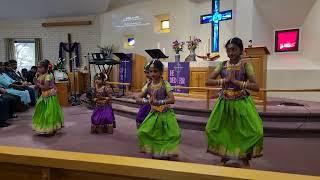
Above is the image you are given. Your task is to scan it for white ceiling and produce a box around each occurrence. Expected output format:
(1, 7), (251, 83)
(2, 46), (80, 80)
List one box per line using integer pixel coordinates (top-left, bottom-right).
(0, 0), (316, 26)
(108, 0), (149, 10)
(0, 0), (148, 20)
(254, 0), (316, 29)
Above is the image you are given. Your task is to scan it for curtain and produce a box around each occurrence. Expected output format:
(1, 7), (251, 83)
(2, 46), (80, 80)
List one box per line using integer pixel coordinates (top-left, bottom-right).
(35, 38), (43, 64)
(4, 38), (15, 61)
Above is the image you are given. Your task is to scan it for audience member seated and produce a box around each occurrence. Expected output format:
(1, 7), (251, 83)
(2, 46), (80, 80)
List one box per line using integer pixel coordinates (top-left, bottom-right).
(21, 68), (28, 81)
(5, 60), (36, 105)
(27, 66), (38, 85)
(0, 86), (20, 117)
(0, 64), (31, 106)
(0, 94), (11, 128)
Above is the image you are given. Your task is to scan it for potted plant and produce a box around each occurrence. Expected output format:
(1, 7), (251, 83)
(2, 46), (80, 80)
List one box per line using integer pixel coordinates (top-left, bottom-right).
(172, 40), (185, 62)
(98, 44), (118, 59)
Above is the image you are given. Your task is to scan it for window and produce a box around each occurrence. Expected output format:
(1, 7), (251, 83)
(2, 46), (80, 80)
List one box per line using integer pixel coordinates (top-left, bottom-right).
(124, 35), (135, 48)
(14, 40), (36, 72)
(154, 14), (170, 33)
(128, 37), (135, 46)
(161, 20), (170, 30)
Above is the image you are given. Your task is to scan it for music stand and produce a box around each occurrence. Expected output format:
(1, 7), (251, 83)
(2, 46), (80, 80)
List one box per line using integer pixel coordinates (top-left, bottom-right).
(145, 49), (169, 60)
(114, 53), (131, 97)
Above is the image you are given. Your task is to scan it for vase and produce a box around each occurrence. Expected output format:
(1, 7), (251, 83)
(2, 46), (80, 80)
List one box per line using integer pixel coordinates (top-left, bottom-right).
(175, 54), (180, 62)
(185, 48), (196, 62)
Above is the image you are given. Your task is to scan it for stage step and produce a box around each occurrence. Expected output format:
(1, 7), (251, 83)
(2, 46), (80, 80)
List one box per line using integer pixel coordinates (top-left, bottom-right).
(112, 97), (320, 122)
(112, 104), (320, 138)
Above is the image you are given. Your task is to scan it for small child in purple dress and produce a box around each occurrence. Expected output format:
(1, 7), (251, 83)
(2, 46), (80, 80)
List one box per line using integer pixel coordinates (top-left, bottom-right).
(136, 64), (152, 128)
(91, 73), (115, 134)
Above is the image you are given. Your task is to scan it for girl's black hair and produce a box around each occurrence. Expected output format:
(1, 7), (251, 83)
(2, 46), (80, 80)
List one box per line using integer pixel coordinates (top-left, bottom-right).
(149, 60), (164, 72)
(39, 59), (53, 74)
(225, 37), (244, 53)
(94, 73), (106, 82)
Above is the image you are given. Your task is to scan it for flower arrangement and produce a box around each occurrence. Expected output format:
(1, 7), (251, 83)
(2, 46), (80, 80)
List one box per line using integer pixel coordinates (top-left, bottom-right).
(186, 37), (201, 51)
(172, 40), (185, 54)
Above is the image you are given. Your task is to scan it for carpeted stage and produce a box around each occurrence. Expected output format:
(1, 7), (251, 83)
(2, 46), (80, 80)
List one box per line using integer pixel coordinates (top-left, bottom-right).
(0, 96), (320, 176)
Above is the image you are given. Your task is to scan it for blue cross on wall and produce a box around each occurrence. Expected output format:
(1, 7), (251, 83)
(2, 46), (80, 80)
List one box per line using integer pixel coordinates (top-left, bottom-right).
(200, 0), (232, 52)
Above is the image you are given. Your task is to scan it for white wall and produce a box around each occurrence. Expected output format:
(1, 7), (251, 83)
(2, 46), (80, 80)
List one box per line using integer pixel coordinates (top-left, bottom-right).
(0, 15), (101, 70)
(251, 0), (320, 101)
(252, 1), (273, 53)
(100, 0), (235, 63)
(234, 0), (253, 47)
(302, 0), (320, 67)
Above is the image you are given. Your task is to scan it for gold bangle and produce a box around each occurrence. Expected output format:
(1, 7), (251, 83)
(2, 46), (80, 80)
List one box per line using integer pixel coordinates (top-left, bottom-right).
(217, 79), (220, 86)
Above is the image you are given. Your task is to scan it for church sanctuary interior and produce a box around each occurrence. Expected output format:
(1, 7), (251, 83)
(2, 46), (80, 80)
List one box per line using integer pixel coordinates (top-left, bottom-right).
(1, 0), (320, 179)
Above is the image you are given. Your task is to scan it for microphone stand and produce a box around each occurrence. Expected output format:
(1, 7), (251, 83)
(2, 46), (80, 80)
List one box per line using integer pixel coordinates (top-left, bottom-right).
(84, 53), (91, 89)
(69, 56), (81, 106)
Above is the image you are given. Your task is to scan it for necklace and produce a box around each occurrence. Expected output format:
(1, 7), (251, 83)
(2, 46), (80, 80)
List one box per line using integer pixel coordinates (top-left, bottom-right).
(226, 60), (241, 70)
(151, 80), (163, 90)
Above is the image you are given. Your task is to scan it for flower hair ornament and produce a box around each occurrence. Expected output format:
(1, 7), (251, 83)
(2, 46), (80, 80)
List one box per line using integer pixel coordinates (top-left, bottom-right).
(48, 63), (53, 71)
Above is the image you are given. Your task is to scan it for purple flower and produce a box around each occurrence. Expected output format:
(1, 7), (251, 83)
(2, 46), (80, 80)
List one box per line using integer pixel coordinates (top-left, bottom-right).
(172, 40), (185, 54)
(186, 37), (202, 50)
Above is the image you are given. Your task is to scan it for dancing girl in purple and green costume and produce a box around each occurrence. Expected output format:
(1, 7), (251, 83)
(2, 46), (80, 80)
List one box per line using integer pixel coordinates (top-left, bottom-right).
(136, 60), (181, 160)
(206, 37), (263, 168)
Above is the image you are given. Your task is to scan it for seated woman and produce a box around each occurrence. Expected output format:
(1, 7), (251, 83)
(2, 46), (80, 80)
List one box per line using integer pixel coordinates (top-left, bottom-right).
(4, 61), (36, 105)
(0, 65), (31, 105)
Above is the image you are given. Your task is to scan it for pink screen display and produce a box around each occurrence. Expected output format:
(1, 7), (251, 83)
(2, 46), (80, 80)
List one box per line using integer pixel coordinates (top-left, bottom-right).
(275, 29), (299, 52)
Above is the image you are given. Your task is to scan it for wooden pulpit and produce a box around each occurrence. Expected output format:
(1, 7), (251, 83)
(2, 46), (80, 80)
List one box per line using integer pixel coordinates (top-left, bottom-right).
(243, 47), (270, 103)
(56, 81), (69, 107)
(68, 72), (90, 95)
(131, 54), (147, 91)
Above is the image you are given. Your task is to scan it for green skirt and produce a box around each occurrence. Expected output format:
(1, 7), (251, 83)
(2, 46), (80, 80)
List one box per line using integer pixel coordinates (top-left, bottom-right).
(137, 109), (181, 157)
(32, 95), (64, 135)
(206, 96), (263, 160)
